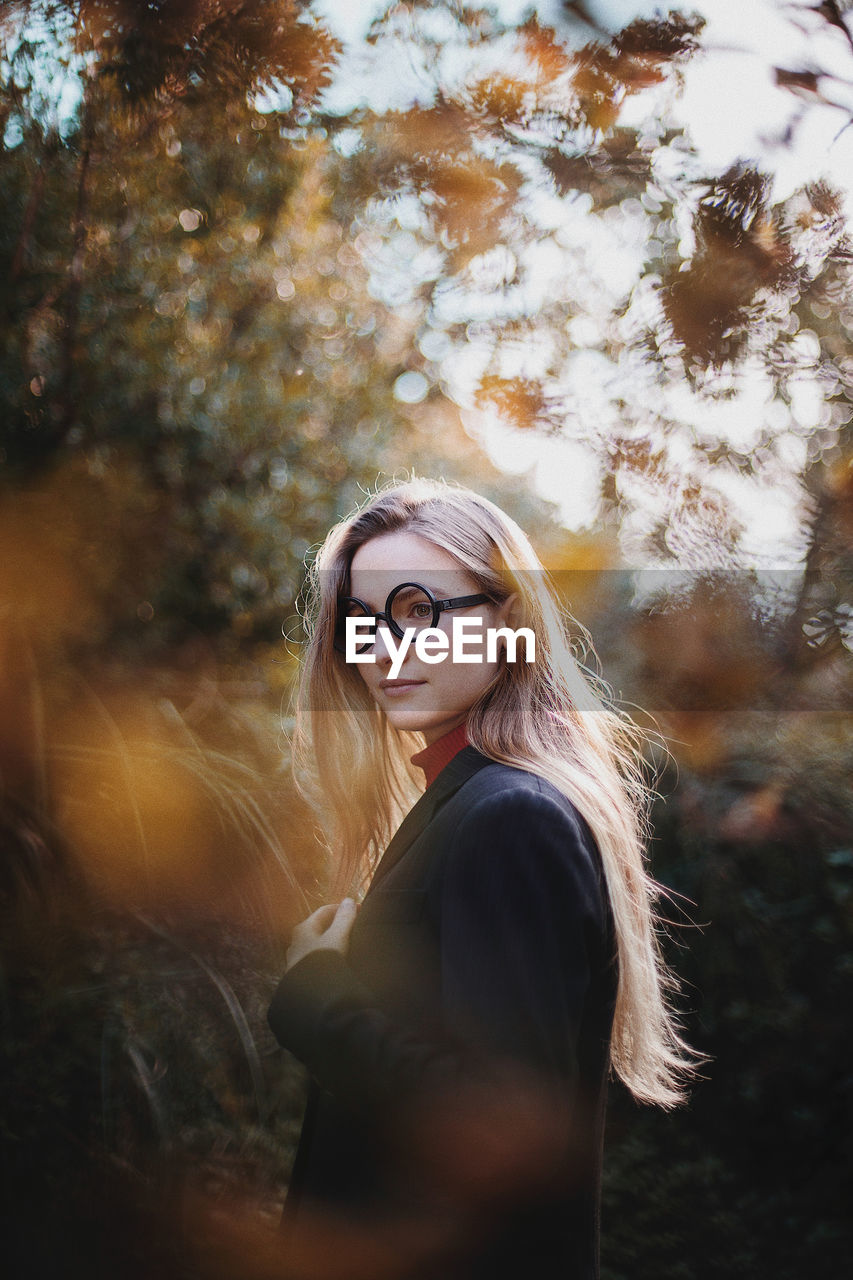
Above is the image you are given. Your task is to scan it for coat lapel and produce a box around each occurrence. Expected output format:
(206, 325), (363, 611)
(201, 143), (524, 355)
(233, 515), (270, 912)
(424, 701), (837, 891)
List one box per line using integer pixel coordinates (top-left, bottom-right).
(367, 746), (492, 893)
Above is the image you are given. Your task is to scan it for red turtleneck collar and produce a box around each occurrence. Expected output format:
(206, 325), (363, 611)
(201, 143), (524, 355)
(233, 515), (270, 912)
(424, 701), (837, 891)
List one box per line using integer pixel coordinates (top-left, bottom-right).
(410, 722), (470, 788)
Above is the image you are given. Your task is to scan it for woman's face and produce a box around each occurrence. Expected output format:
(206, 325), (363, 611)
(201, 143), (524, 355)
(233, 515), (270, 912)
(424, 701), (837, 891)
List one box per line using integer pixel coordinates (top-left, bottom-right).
(346, 530), (515, 745)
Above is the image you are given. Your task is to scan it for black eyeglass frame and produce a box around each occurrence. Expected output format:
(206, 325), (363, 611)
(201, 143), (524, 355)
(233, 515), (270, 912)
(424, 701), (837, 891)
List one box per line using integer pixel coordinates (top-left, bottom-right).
(335, 581), (494, 654)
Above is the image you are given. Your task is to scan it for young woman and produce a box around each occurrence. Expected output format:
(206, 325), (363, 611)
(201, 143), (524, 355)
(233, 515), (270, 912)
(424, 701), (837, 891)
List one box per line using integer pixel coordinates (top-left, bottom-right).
(268, 478), (697, 1280)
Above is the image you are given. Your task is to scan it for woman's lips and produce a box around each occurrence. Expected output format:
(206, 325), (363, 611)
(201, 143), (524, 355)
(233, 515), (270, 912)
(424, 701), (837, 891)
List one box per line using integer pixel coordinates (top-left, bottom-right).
(379, 679), (426, 696)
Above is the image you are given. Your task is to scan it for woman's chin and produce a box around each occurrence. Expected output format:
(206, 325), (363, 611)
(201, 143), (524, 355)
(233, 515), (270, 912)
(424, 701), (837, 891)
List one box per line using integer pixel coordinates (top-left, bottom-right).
(381, 702), (444, 736)
(385, 709), (430, 734)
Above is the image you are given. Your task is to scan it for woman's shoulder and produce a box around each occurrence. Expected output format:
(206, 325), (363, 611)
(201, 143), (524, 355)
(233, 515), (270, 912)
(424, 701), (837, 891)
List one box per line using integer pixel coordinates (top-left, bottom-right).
(444, 756), (601, 868)
(435, 756), (611, 925)
(454, 755), (586, 822)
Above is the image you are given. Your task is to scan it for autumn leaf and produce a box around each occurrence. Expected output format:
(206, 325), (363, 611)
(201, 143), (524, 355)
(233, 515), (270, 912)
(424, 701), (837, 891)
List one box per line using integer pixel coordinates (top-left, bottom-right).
(476, 375), (545, 429)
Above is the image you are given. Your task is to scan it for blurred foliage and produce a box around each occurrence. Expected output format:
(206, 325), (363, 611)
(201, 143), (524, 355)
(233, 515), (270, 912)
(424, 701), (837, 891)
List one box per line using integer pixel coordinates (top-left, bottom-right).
(335, 2), (853, 569)
(602, 712), (853, 1279)
(0, 2), (851, 1278)
(0, 2), (534, 662)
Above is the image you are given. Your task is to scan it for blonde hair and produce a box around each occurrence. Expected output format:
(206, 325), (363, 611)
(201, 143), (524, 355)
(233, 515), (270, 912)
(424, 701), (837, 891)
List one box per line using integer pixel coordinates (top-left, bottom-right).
(293, 477), (699, 1107)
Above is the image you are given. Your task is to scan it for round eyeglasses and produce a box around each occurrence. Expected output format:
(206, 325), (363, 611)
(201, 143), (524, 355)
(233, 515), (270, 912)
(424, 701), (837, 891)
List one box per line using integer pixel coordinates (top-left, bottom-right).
(334, 581), (493, 655)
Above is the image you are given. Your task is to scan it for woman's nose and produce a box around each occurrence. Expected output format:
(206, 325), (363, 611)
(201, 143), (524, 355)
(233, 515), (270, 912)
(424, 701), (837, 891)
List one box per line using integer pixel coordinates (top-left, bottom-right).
(372, 625), (395, 666)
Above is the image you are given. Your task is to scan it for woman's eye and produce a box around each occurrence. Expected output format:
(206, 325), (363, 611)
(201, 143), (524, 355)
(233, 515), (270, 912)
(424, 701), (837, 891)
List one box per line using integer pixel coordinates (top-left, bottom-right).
(411, 602), (432, 619)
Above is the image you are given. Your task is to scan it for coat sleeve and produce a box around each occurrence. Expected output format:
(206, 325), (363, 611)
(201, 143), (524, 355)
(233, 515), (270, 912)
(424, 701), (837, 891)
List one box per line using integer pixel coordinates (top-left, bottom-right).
(267, 785), (611, 1117)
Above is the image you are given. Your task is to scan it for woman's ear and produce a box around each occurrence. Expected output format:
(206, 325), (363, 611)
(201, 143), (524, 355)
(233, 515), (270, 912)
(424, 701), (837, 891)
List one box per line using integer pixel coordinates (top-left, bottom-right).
(496, 591), (520, 629)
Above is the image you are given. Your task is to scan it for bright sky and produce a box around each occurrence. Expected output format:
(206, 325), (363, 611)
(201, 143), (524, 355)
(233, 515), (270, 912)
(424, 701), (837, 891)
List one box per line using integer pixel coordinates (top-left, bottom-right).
(312, 0), (853, 567)
(315, 0), (853, 199)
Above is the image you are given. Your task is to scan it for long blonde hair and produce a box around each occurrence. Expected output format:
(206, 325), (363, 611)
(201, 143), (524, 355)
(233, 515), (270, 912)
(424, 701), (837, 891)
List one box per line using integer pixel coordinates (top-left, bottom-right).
(293, 477), (699, 1107)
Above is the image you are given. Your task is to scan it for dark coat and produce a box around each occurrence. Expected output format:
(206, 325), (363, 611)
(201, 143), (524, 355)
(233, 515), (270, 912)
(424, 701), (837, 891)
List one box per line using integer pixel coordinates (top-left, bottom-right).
(268, 746), (618, 1279)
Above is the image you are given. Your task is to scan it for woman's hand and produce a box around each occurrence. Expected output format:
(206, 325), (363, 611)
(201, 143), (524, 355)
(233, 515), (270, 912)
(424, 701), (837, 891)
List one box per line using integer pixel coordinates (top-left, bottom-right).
(285, 899), (358, 972)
